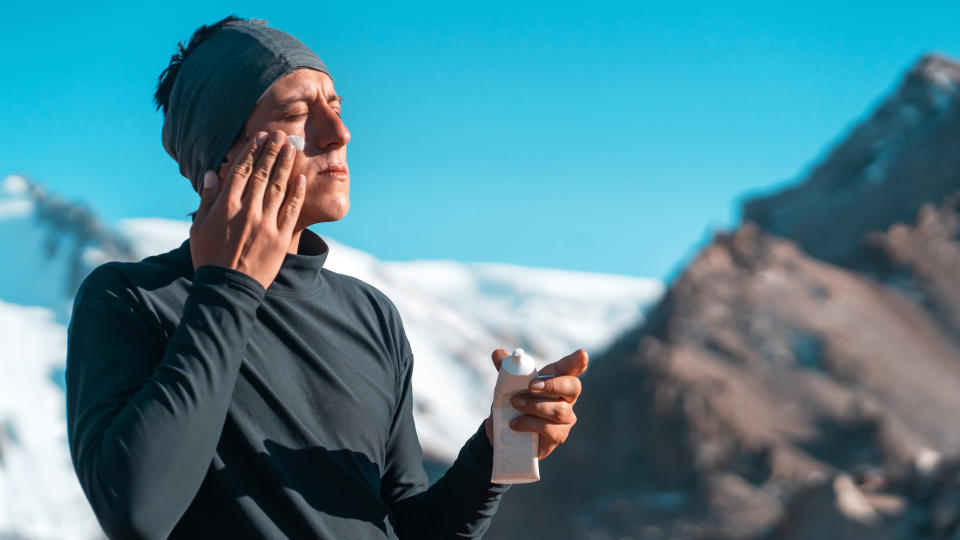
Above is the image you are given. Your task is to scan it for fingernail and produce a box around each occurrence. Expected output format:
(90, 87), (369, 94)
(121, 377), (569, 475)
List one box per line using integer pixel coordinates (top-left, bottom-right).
(282, 143), (295, 159)
(273, 131), (285, 144)
(531, 380), (545, 392)
(256, 132), (269, 145)
(203, 171), (218, 189)
(513, 396), (526, 408)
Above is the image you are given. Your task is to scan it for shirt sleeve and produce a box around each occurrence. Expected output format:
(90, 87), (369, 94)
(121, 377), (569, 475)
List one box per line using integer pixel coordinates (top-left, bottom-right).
(65, 263), (266, 539)
(380, 337), (511, 538)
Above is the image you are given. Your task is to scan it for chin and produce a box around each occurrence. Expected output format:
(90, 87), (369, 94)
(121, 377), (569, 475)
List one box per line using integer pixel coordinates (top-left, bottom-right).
(304, 195), (349, 224)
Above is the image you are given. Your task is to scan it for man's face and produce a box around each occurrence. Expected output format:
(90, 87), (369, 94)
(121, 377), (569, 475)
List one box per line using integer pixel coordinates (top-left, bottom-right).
(219, 68), (351, 227)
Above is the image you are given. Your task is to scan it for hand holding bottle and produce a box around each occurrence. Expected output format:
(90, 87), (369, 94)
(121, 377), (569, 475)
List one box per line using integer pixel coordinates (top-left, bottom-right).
(484, 348), (588, 465)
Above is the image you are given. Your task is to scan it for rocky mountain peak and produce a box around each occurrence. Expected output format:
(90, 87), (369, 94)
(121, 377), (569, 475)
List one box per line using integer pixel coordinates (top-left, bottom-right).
(489, 52), (960, 540)
(742, 53), (960, 268)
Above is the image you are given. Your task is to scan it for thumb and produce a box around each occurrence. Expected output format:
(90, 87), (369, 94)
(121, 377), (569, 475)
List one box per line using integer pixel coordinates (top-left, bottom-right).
(490, 349), (508, 372)
(195, 171), (220, 223)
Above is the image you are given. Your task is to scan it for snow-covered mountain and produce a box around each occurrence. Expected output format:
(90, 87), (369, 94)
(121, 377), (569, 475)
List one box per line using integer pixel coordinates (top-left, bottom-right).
(0, 174), (662, 538)
(0, 299), (103, 540)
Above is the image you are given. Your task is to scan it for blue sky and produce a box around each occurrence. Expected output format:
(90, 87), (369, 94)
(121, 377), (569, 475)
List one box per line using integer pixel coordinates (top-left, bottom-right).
(5, 1), (960, 280)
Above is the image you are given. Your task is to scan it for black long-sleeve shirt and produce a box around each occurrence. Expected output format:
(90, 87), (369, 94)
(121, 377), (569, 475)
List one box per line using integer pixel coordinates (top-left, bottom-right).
(65, 229), (509, 539)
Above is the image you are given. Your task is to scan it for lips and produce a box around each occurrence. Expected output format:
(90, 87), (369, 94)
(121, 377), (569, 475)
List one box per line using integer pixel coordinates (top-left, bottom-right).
(317, 165), (348, 176)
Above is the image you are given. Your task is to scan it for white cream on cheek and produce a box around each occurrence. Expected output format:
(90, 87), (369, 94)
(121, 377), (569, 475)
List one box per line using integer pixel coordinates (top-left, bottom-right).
(286, 135), (305, 151)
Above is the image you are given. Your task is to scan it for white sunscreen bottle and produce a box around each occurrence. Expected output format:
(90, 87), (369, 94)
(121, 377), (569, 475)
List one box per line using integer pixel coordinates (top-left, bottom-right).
(491, 348), (541, 484)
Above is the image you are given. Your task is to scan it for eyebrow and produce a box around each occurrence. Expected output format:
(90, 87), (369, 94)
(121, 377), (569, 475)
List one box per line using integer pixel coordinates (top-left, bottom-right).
(274, 94), (343, 109)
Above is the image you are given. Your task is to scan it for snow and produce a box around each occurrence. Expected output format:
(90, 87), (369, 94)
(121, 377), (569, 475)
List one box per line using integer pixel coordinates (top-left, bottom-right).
(2, 175), (28, 195)
(0, 199), (32, 219)
(0, 179), (663, 538)
(0, 300), (104, 539)
(0, 205), (82, 320)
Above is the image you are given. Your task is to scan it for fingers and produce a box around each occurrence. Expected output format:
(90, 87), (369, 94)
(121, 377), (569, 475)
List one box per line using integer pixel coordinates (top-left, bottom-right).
(538, 349), (589, 378)
(243, 130), (288, 210)
(224, 132), (269, 204)
(491, 348), (586, 461)
(490, 349), (509, 372)
(528, 374), (581, 404)
(511, 395), (576, 425)
(277, 174), (306, 234)
(194, 171), (220, 225)
(262, 140), (297, 219)
(509, 414), (570, 459)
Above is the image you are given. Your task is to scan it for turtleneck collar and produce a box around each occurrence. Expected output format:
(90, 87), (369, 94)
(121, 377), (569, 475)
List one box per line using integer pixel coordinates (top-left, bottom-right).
(268, 228), (328, 296)
(176, 228), (328, 297)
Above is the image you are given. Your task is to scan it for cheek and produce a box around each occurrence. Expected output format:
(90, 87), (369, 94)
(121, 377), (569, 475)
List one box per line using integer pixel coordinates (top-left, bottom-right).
(289, 154), (306, 178)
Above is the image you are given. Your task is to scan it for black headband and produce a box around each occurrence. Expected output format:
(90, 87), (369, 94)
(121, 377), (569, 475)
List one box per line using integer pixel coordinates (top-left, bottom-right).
(161, 20), (329, 193)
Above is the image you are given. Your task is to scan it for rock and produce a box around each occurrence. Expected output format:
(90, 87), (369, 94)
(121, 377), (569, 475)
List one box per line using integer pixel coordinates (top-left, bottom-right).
(863, 492), (906, 517)
(775, 475), (891, 540)
(742, 54), (960, 269)
(486, 54), (960, 540)
(834, 474), (880, 525)
(914, 447), (942, 477)
(931, 491), (960, 535)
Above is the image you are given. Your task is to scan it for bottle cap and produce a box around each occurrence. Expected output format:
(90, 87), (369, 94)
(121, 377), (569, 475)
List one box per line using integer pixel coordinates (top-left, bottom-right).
(501, 348), (536, 375)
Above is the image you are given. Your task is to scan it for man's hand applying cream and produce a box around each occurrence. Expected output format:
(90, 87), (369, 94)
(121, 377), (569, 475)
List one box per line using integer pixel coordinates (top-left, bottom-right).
(485, 349), (588, 460)
(189, 129), (306, 290)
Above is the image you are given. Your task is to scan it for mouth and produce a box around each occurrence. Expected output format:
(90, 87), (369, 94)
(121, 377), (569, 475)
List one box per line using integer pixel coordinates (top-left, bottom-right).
(317, 165), (348, 178)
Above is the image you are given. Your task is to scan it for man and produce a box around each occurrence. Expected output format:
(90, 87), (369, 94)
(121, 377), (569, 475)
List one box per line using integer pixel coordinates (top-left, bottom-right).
(65, 16), (587, 539)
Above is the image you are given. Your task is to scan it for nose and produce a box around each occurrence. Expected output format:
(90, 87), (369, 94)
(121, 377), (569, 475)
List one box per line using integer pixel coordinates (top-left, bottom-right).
(309, 104), (350, 153)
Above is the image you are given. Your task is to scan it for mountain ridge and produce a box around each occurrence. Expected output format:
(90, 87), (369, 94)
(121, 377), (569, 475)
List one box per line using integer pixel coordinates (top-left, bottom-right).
(488, 52), (960, 540)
